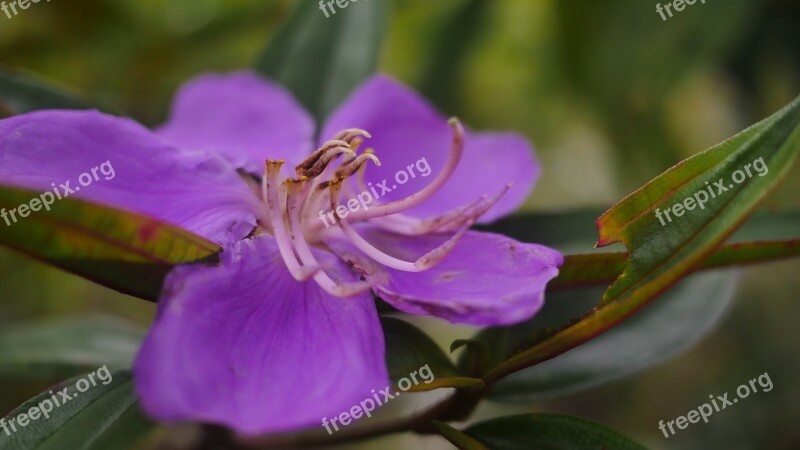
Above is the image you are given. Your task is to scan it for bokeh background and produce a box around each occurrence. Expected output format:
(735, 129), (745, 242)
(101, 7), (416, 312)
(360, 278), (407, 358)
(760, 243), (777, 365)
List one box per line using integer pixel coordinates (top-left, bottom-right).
(1, 0), (799, 448)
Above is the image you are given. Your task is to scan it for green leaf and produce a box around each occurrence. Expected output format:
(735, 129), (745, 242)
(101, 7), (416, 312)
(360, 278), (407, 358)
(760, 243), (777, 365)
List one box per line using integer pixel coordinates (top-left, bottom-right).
(0, 185), (220, 301)
(254, 0), (388, 122)
(0, 371), (158, 450)
(482, 271), (735, 401)
(598, 95), (800, 305)
(0, 69), (93, 118)
(463, 414), (647, 450)
(482, 95), (800, 383)
(0, 316), (144, 380)
(487, 208), (800, 252)
(383, 318), (482, 392)
(554, 238), (800, 289)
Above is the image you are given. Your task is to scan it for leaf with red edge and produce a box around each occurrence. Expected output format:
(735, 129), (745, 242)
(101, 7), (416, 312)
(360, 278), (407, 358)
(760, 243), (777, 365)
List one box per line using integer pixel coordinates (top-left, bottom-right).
(596, 96), (800, 305)
(482, 95), (800, 383)
(0, 185), (220, 301)
(553, 235), (800, 288)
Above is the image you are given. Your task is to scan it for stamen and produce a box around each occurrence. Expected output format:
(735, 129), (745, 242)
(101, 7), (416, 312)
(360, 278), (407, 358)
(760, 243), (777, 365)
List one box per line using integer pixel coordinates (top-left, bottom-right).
(369, 200), (477, 235)
(334, 153), (382, 178)
(263, 160), (317, 281)
(296, 140), (347, 174)
(299, 130), (372, 216)
(371, 183), (512, 235)
(302, 153), (379, 223)
(331, 128), (372, 143)
(348, 137), (366, 156)
(259, 123), (492, 296)
(285, 178), (374, 297)
(345, 118), (465, 223)
(355, 149), (375, 194)
(296, 126), (367, 176)
(304, 146), (356, 178)
(329, 178), (467, 272)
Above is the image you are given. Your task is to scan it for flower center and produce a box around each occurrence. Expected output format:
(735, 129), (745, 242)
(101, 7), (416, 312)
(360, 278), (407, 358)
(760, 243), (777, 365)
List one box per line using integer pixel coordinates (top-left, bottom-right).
(260, 119), (508, 298)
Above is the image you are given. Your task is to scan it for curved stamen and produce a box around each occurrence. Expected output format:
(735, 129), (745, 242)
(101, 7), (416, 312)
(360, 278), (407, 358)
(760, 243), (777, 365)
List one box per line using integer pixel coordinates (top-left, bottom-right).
(263, 161), (317, 281)
(435, 184), (511, 231)
(286, 178), (374, 297)
(369, 199), (479, 235)
(304, 146), (356, 178)
(344, 118), (465, 223)
(296, 126), (367, 176)
(329, 178), (468, 272)
(334, 153), (382, 178)
(298, 131), (371, 220)
(331, 128), (372, 143)
(355, 149), (375, 194)
(302, 153), (380, 225)
(300, 132), (372, 215)
(296, 140), (349, 175)
(371, 183), (512, 235)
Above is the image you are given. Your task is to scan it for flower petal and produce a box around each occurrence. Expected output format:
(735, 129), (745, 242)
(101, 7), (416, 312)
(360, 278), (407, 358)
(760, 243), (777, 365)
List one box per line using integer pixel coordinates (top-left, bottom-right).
(134, 236), (389, 434)
(157, 71), (315, 174)
(329, 226), (562, 326)
(321, 75), (539, 223)
(0, 110), (261, 245)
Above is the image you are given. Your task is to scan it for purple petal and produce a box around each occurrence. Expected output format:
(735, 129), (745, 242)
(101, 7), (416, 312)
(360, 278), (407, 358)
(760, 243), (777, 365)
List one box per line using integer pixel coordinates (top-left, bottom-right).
(0, 110), (262, 245)
(134, 236), (389, 434)
(321, 75), (539, 223)
(330, 227), (562, 326)
(157, 71), (315, 174)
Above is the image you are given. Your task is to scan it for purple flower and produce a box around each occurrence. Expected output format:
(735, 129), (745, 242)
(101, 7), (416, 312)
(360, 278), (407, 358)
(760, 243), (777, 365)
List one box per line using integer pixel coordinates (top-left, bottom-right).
(0, 72), (562, 434)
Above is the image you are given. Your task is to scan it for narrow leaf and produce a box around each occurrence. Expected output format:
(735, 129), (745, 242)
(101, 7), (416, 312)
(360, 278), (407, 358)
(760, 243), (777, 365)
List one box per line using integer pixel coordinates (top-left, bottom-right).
(0, 185), (220, 301)
(485, 272), (736, 401)
(255, 0), (388, 122)
(483, 95), (800, 382)
(597, 95), (800, 305)
(0, 371), (157, 450)
(464, 414), (647, 450)
(554, 237), (800, 288)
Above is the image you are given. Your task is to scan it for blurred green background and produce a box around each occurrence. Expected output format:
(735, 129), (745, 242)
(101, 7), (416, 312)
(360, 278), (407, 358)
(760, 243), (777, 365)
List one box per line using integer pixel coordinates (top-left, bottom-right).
(1, 0), (799, 448)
